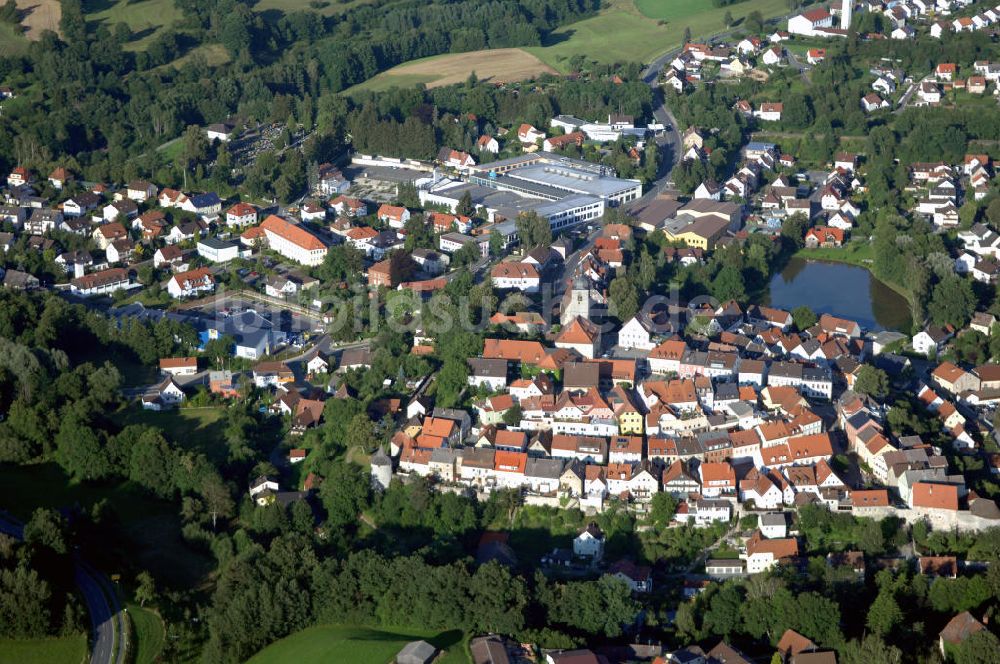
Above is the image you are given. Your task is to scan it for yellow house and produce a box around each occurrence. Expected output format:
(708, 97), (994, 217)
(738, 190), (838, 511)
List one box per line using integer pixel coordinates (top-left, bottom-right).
(609, 385), (644, 434)
(663, 215), (730, 251)
(617, 410), (644, 435)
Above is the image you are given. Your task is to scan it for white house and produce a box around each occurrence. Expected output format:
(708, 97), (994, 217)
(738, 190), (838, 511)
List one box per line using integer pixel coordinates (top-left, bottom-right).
(153, 245), (186, 270)
(141, 376), (186, 411)
(695, 181), (722, 200)
(913, 325), (954, 355)
(206, 122), (236, 142)
(197, 237), (240, 263)
(862, 93), (890, 113)
(159, 357), (198, 376)
(477, 135), (499, 154)
(125, 180), (157, 202)
(761, 46), (784, 66)
(743, 530), (798, 574)
(517, 124), (545, 147)
(919, 81), (942, 104)
(376, 204), (410, 229)
(759, 512), (788, 539)
(490, 262), (541, 292)
(754, 103), (783, 121)
(225, 202), (258, 228)
(573, 523), (605, 560)
(618, 313), (658, 351)
(167, 267), (215, 299)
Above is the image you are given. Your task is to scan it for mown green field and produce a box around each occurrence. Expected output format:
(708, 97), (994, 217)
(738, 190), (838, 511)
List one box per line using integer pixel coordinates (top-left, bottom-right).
(247, 625), (468, 664)
(526, 0), (791, 70)
(0, 635), (88, 664)
(0, 23), (29, 57)
(114, 405), (229, 461)
(253, 0), (376, 16)
(127, 604), (166, 664)
(86, 0), (181, 50)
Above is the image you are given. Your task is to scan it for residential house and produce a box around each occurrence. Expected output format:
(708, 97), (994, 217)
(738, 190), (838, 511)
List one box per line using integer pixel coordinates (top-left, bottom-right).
(167, 267), (215, 299)
(377, 204), (411, 229)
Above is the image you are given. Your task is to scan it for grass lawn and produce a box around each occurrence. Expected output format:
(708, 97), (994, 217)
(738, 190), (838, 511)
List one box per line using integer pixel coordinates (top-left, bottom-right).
(0, 635), (88, 664)
(507, 505), (586, 563)
(794, 241), (875, 268)
(0, 23), (29, 57)
(157, 138), (184, 161)
(253, 0), (377, 17)
(86, 0), (182, 50)
(113, 405), (229, 461)
(157, 43), (232, 70)
(635, 0), (738, 21)
(127, 604), (166, 664)
(71, 344), (158, 388)
(247, 625), (467, 664)
(526, 0), (791, 71)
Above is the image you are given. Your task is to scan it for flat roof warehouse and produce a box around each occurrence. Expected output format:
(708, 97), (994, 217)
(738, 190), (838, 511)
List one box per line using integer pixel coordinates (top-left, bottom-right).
(421, 151), (641, 237)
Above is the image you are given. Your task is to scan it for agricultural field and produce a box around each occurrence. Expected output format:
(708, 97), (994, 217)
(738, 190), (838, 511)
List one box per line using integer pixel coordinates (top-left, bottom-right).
(0, 635), (88, 664)
(247, 625), (467, 664)
(347, 48), (558, 94)
(15, 0), (60, 40)
(526, 0), (792, 71)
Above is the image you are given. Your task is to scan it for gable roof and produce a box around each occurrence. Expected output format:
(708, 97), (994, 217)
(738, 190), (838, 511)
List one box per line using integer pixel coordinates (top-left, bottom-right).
(912, 482), (959, 511)
(260, 214), (325, 251)
(939, 611), (985, 645)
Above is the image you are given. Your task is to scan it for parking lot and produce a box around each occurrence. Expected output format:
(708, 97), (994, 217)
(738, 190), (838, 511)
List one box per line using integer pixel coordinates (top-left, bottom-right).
(342, 165), (430, 203)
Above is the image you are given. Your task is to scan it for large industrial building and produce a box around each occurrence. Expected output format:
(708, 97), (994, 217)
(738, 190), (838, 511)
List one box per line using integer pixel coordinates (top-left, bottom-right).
(419, 152), (642, 233)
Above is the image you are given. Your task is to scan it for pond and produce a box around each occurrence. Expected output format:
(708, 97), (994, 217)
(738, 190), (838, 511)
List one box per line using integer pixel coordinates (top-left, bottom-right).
(764, 257), (912, 332)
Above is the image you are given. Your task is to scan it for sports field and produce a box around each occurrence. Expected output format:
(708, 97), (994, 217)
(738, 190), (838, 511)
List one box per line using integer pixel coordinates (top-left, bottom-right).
(247, 625), (467, 664)
(348, 48), (558, 94)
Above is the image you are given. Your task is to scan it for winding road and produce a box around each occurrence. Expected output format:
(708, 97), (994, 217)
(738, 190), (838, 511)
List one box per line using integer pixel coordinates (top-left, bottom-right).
(0, 512), (126, 664)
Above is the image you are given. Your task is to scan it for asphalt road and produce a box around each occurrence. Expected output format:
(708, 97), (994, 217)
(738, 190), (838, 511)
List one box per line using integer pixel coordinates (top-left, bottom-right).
(0, 513), (125, 664)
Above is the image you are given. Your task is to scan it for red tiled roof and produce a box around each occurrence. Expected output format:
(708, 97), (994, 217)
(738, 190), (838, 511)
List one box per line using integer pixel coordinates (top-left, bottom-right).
(912, 482), (959, 511)
(260, 214), (325, 251)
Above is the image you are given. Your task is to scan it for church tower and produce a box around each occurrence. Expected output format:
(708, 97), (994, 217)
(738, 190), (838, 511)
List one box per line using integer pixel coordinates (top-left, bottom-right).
(370, 446), (393, 492)
(561, 275), (593, 327)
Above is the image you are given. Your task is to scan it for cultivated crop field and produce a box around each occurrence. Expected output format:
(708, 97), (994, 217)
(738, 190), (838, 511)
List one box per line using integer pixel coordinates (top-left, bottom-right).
(348, 48), (558, 93)
(15, 0), (61, 39)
